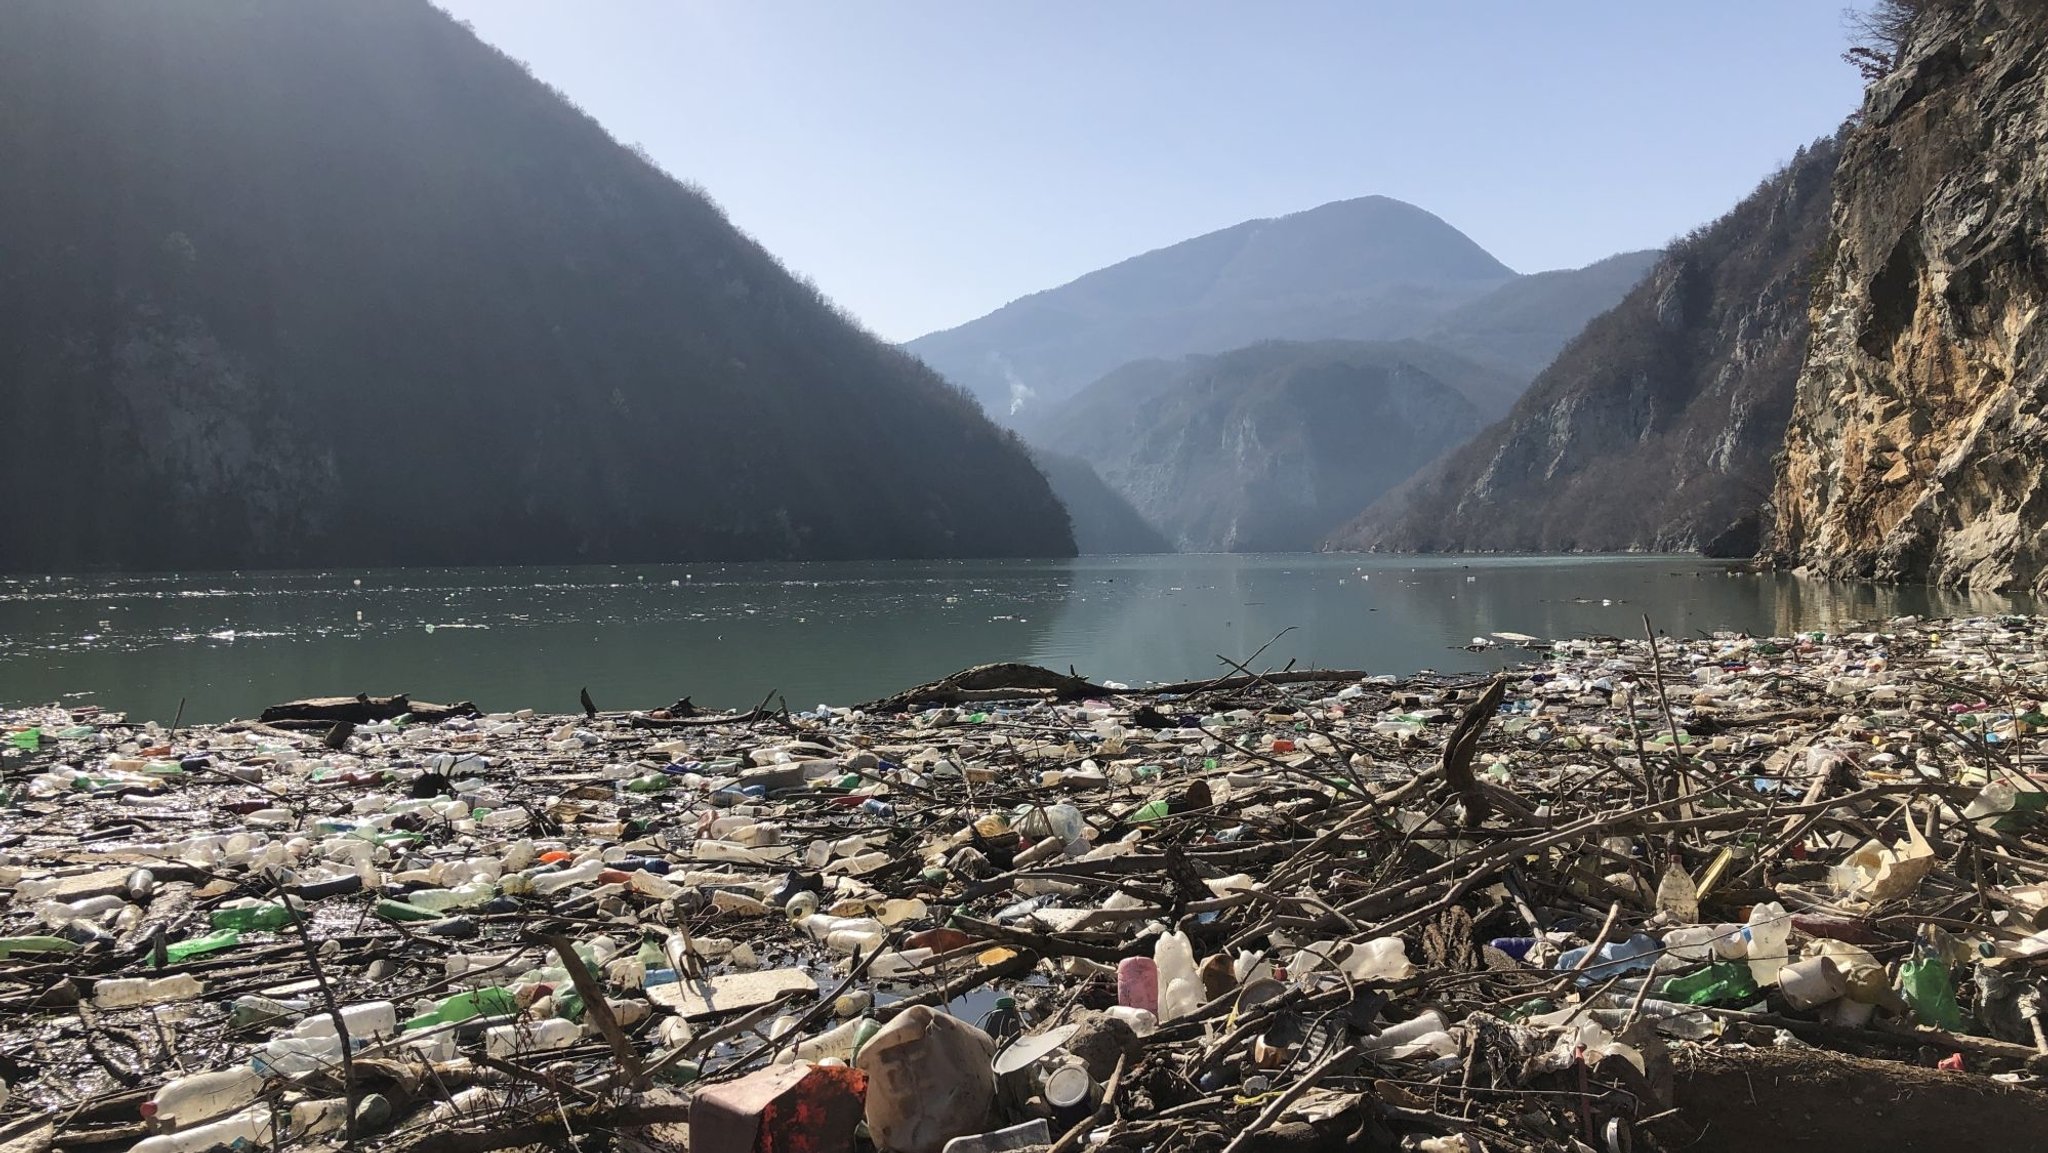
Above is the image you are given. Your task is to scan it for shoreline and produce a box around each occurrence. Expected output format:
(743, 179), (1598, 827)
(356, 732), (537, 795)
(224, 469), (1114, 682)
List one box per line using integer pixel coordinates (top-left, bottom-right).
(5, 612), (2048, 1150)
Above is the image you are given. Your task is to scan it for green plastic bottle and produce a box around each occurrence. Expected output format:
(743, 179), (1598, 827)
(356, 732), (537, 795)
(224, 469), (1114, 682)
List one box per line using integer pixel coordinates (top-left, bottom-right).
(373, 898), (444, 924)
(7, 728), (41, 750)
(1898, 953), (1965, 1031)
(400, 986), (517, 1031)
(1131, 799), (1171, 822)
(209, 900), (295, 932)
(1658, 960), (1759, 1006)
(0, 935), (80, 959)
(164, 929), (242, 963)
(624, 774), (678, 793)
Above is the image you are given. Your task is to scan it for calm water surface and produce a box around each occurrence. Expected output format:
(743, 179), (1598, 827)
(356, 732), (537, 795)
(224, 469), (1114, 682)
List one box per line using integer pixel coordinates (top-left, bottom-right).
(0, 555), (2035, 723)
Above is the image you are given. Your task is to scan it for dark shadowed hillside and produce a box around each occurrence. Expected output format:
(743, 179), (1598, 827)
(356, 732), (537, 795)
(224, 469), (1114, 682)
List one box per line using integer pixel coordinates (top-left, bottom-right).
(1029, 341), (1503, 552)
(0, 0), (1073, 571)
(1332, 136), (1842, 557)
(1025, 451), (1172, 555)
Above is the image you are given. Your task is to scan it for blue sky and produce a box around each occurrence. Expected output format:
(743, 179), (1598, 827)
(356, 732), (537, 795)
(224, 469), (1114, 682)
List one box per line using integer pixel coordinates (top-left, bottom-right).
(437, 2), (1875, 342)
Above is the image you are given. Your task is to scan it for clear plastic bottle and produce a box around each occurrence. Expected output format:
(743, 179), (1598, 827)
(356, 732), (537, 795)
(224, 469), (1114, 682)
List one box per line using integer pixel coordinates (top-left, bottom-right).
(483, 1017), (580, 1057)
(129, 1106), (272, 1153)
(292, 1001), (398, 1039)
(96, 974), (204, 1008)
(142, 1067), (266, 1130)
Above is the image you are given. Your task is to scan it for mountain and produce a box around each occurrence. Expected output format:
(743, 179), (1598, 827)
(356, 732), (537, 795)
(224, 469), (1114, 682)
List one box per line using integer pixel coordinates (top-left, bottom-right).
(1026, 450), (1172, 555)
(1771, 0), (2048, 590)
(906, 197), (1519, 420)
(1330, 136), (1843, 556)
(1029, 341), (1505, 552)
(1418, 250), (1663, 378)
(0, 0), (1073, 571)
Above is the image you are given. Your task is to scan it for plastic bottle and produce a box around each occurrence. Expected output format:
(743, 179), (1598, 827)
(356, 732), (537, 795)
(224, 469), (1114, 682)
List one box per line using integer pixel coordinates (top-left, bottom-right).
(1657, 960), (1758, 1006)
(294, 1001), (398, 1039)
(483, 1017), (581, 1057)
(855, 1006), (998, 1153)
(163, 930), (241, 964)
(1154, 930), (1201, 1021)
(129, 1106), (272, 1153)
(792, 1016), (876, 1062)
(0, 935), (80, 959)
(531, 860), (604, 895)
(230, 994), (309, 1029)
(1360, 1010), (1457, 1058)
(1742, 902), (1791, 987)
(209, 899), (294, 932)
(942, 1119), (1052, 1153)
(1556, 933), (1660, 982)
(401, 987), (517, 1031)
(96, 974), (204, 1008)
(253, 1034), (345, 1076)
(142, 1067), (267, 1130)
(1659, 924), (1747, 965)
(1116, 957), (1159, 1014)
(420, 880), (499, 911)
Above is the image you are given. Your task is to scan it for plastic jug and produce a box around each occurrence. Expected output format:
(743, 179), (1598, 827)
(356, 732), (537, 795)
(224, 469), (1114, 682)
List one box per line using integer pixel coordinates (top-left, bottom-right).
(1154, 930), (1202, 1021)
(855, 1005), (997, 1153)
(1742, 902), (1791, 987)
(143, 1067), (266, 1130)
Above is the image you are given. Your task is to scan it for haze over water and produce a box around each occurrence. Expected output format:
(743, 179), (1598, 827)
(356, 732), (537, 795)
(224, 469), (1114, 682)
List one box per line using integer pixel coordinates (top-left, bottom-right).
(1, 554), (2033, 724)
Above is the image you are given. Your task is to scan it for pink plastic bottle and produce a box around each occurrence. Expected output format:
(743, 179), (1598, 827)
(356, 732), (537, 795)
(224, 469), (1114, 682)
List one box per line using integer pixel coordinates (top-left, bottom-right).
(1117, 957), (1159, 1014)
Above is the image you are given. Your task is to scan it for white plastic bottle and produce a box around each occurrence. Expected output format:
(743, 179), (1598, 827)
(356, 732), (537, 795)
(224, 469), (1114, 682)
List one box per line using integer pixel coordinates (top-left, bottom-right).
(142, 1067), (266, 1130)
(483, 1017), (580, 1057)
(1154, 930), (1202, 1022)
(130, 1106), (272, 1153)
(530, 861), (603, 895)
(96, 974), (204, 1008)
(292, 1001), (398, 1039)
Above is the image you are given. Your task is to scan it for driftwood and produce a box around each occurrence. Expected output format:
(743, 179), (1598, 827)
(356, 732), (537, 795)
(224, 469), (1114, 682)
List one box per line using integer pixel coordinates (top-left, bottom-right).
(860, 662), (1389, 712)
(258, 693), (478, 728)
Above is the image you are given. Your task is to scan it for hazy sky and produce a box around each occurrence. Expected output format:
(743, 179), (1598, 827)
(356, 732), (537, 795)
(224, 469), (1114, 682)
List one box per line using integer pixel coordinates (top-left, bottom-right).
(436, 2), (1875, 342)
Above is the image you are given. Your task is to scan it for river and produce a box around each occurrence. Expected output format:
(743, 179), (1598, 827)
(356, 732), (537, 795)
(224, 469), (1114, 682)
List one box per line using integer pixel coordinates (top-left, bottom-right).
(0, 554), (2033, 723)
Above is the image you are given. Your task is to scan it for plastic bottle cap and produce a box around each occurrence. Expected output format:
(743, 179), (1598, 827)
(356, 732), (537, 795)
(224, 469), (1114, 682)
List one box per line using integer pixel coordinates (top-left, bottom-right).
(995, 996), (1016, 1011)
(1044, 1065), (1092, 1108)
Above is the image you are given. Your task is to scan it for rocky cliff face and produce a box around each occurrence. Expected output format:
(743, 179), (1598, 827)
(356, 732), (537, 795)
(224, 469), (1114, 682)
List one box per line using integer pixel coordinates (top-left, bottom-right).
(1332, 137), (1841, 556)
(1771, 0), (2048, 590)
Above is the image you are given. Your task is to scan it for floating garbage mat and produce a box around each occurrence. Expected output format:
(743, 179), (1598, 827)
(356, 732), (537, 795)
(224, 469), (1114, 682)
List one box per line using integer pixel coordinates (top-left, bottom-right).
(9, 619), (2048, 1151)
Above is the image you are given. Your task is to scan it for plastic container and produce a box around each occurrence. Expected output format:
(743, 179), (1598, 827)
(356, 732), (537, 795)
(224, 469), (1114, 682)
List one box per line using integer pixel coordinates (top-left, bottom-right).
(96, 974), (204, 1008)
(1154, 930), (1201, 1021)
(208, 899), (294, 932)
(483, 1017), (581, 1057)
(855, 1005), (998, 1153)
(1776, 956), (1847, 1010)
(401, 986), (517, 1031)
(130, 1106), (272, 1153)
(1742, 902), (1791, 987)
(1116, 957), (1159, 1014)
(143, 1067), (266, 1130)
(293, 1000), (398, 1039)
(943, 1119), (1052, 1153)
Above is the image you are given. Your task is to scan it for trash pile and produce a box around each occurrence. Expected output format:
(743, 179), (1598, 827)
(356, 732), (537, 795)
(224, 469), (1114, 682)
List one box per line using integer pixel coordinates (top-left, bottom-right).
(9, 616), (2048, 1152)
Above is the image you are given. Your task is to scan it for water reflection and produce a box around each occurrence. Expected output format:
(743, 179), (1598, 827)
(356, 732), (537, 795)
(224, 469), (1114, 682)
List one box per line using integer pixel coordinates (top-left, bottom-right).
(0, 556), (2033, 723)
